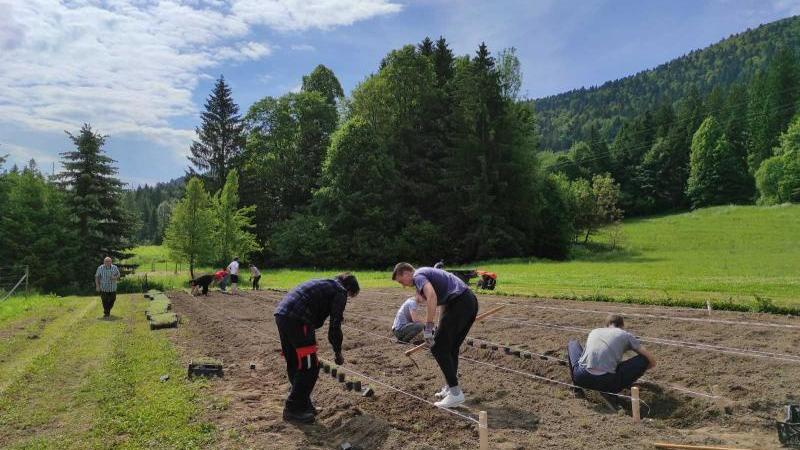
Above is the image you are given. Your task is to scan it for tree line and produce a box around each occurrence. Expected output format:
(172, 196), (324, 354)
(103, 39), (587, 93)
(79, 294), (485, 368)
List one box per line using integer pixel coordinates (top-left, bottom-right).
(534, 16), (800, 151)
(176, 39), (623, 270)
(0, 126), (136, 293)
(548, 47), (800, 214)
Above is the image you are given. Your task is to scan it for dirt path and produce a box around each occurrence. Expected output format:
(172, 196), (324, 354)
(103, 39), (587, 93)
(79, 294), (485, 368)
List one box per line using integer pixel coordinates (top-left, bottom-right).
(169, 288), (793, 449)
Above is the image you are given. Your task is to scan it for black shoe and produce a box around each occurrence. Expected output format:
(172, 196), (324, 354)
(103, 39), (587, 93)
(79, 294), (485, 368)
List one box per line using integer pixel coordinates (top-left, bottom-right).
(307, 405), (318, 416)
(283, 408), (315, 424)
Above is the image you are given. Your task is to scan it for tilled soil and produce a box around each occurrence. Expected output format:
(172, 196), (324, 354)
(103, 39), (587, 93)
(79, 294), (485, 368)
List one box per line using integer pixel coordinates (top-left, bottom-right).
(167, 288), (800, 449)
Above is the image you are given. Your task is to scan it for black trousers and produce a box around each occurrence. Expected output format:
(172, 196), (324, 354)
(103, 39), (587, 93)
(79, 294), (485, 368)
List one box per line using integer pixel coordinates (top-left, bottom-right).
(431, 290), (478, 387)
(275, 315), (319, 413)
(100, 292), (117, 316)
(252, 275), (261, 290)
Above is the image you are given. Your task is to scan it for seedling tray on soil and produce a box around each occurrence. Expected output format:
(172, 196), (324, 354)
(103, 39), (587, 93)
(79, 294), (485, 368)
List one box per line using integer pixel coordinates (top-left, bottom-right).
(145, 299), (172, 319)
(149, 312), (178, 330)
(188, 357), (223, 378)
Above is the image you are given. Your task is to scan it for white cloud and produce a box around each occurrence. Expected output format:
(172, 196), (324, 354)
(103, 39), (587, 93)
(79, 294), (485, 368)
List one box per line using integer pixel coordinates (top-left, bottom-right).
(0, 0), (402, 158)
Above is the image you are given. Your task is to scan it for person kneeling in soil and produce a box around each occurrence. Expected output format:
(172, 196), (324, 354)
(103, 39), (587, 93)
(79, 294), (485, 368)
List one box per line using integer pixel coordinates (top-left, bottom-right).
(190, 274), (215, 296)
(274, 273), (360, 424)
(392, 262), (478, 408)
(214, 268), (229, 293)
(567, 314), (656, 409)
(392, 295), (425, 343)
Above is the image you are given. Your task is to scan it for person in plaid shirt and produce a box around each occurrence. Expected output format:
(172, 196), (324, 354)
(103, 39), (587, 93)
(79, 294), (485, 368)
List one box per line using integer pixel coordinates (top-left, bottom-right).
(95, 257), (121, 319)
(274, 273), (360, 424)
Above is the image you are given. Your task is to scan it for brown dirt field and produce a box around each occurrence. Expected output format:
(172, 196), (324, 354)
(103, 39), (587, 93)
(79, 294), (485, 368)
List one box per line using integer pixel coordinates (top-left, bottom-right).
(166, 288), (800, 449)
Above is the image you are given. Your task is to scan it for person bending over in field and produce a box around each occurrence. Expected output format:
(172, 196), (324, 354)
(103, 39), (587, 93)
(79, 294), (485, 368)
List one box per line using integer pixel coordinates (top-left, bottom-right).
(392, 295), (425, 343)
(567, 314), (656, 409)
(392, 262), (478, 408)
(214, 268), (229, 293)
(274, 273), (360, 424)
(190, 274), (215, 296)
(250, 264), (261, 290)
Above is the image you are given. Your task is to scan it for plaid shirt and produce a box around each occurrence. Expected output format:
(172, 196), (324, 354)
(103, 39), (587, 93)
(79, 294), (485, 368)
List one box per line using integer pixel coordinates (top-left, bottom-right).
(274, 278), (348, 353)
(95, 264), (120, 292)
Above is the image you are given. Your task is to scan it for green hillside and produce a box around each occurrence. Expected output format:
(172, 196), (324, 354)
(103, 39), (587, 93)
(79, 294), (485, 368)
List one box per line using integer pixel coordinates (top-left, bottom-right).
(534, 15), (800, 151)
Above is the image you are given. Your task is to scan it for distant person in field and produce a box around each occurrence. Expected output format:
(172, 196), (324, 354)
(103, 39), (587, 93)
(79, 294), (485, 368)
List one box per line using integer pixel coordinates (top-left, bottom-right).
(190, 274), (215, 296)
(567, 314), (656, 409)
(392, 262), (478, 408)
(227, 257), (240, 295)
(250, 264), (261, 291)
(392, 295), (424, 343)
(95, 256), (121, 319)
(214, 268), (229, 293)
(274, 273), (360, 424)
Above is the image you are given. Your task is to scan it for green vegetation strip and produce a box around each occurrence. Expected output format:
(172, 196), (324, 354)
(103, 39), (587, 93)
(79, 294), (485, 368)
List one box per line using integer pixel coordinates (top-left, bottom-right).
(129, 205), (800, 313)
(0, 294), (214, 449)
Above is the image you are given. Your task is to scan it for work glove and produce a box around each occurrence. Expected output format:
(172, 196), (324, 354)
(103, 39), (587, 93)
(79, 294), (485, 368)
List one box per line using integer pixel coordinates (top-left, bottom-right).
(423, 322), (435, 343)
(334, 352), (345, 366)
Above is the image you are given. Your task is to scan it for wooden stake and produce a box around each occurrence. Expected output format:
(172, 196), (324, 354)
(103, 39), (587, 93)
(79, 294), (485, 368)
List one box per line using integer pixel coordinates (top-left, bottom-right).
(653, 443), (751, 450)
(706, 300), (712, 316)
(479, 410), (488, 450)
(631, 386), (641, 423)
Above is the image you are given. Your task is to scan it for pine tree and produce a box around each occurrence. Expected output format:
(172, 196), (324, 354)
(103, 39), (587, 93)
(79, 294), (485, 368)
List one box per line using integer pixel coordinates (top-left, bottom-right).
(188, 76), (245, 193)
(57, 124), (134, 284)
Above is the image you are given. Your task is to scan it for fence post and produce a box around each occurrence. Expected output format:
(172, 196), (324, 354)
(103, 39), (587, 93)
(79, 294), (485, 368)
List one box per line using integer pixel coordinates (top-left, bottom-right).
(25, 266), (29, 298)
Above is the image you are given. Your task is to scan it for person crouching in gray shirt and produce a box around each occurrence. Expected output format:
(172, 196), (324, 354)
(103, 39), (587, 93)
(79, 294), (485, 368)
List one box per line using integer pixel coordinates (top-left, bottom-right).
(392, 296), (424, 343)
(567, 314), (656, 408)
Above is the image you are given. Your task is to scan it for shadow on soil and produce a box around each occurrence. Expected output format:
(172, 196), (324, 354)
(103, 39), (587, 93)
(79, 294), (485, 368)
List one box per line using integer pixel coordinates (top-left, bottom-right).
(293, 414), (391, 450)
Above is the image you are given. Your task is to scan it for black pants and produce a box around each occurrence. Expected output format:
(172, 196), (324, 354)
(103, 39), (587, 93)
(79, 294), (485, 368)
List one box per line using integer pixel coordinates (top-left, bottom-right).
(567, 340), (649, 393)
(100, 292), (117, 316)
(275, 315), (319, 413)
(431, 290), (478, 387)
(252, 275), (261, 290)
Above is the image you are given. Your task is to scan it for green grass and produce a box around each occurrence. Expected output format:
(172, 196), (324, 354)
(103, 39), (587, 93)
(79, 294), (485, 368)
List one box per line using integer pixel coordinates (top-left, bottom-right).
(0, 294), (215, 449)
(129, 205), (800, 311)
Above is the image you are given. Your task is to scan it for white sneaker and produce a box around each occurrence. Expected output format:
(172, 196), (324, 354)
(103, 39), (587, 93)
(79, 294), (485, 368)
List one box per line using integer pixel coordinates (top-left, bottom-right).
(434, 385), (449, 399)
(434, 391), (465, 408)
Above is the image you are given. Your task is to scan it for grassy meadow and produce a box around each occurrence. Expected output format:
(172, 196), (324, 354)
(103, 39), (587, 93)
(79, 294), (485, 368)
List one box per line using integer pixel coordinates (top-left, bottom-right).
(0, 294), (215, 449)
(128, 205), (800, 311)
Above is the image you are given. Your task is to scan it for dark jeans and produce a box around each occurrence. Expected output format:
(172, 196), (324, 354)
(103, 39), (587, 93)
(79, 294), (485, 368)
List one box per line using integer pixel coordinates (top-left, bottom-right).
(431, 290), (478, 387)
(252, 275), (261, 290)
(275, 315), (319, 414)
(100, 291), (117, 316)
(567, 340), (648, 393)
(393, 322), (424, 342)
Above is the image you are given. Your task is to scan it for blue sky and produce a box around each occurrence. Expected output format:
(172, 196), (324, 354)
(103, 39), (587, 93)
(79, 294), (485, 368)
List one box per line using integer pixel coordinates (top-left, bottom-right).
(1, 0), (799, 186)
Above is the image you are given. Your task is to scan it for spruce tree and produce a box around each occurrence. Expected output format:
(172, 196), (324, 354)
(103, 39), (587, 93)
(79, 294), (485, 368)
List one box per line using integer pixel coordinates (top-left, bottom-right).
(57, 124), (134, 284)
(188, 76), (245, 193)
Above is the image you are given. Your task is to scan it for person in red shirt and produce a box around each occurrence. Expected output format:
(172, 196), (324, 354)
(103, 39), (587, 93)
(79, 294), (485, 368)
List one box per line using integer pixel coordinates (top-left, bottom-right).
(214, 268), (229, 293)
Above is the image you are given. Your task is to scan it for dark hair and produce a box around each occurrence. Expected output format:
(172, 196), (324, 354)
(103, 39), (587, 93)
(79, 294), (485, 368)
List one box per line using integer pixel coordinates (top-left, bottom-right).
(606, 314), (624, 328)
(392, 262), (415, 280)
(233, 257), (239, 261)
(336, 272), (360, 296)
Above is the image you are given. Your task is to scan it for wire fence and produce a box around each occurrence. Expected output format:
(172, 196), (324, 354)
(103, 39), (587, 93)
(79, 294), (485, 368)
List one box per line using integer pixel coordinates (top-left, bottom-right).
(0, 266), (29, 301)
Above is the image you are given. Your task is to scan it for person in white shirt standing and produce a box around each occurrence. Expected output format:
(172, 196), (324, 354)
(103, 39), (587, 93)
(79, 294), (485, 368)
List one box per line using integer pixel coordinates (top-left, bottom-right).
(227, 257), (240, 295)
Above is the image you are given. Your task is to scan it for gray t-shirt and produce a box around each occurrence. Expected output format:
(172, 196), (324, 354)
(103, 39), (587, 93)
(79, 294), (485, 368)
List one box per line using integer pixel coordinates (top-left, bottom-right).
(578, 327), (641, 374)
(392, 297), (422, 330)
(413, 267), (467, 305)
